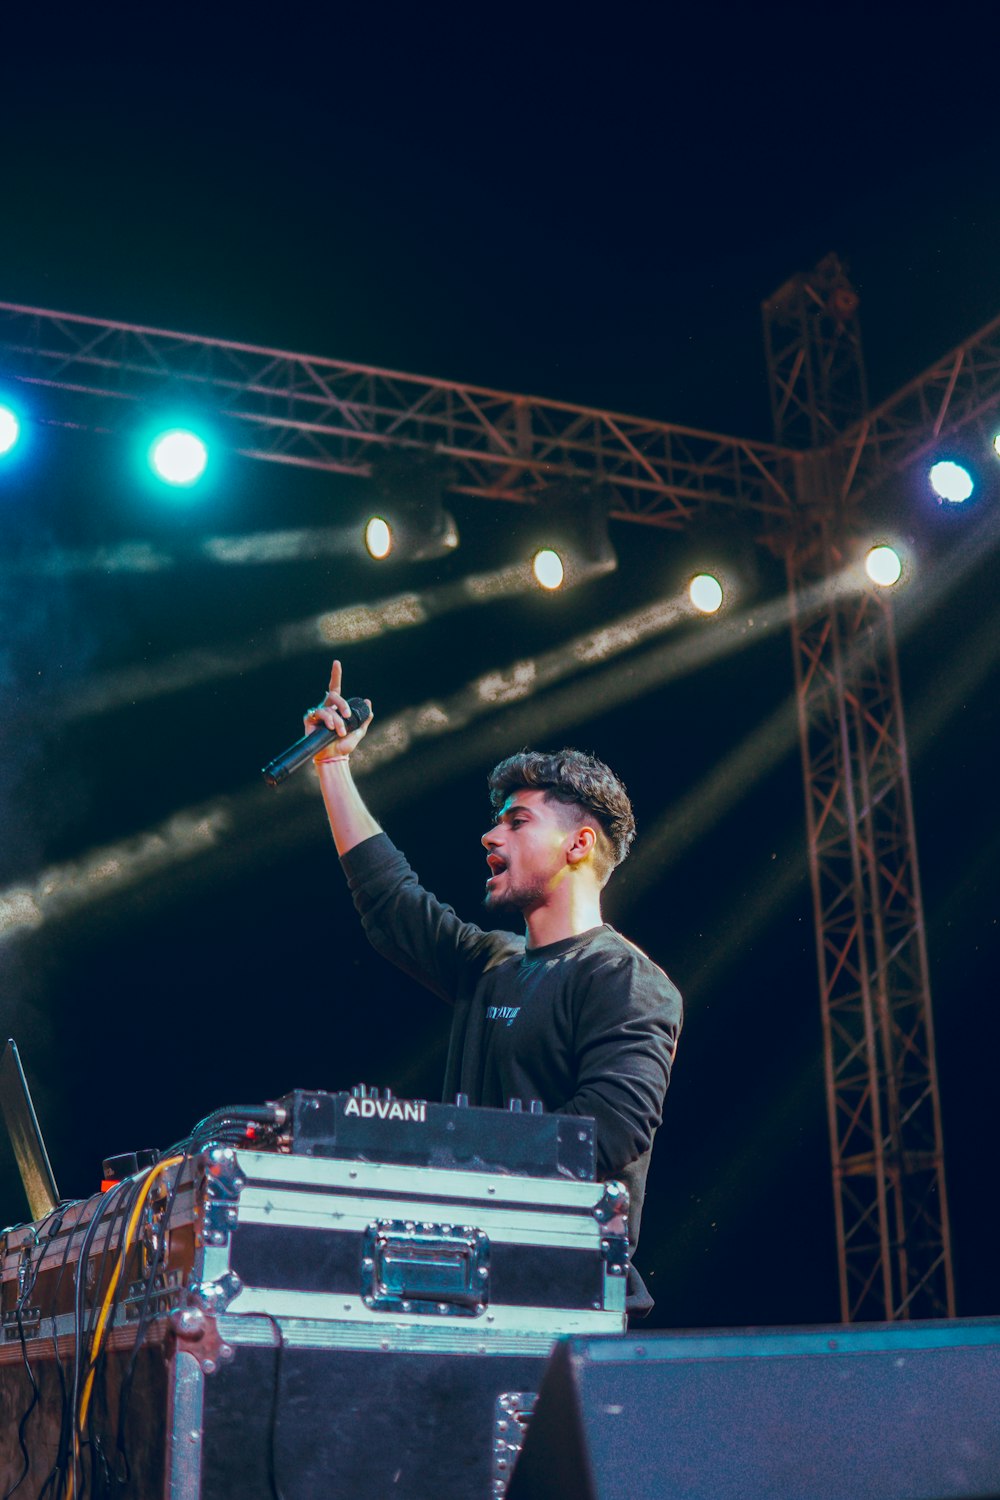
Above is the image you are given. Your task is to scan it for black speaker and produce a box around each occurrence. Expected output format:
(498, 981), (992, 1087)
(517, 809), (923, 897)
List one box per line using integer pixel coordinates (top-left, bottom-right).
(505, 1318), (1000, 1500)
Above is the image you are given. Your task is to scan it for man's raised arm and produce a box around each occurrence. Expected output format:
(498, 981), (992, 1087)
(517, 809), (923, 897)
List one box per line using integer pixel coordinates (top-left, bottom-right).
(306, 659), (379, 855)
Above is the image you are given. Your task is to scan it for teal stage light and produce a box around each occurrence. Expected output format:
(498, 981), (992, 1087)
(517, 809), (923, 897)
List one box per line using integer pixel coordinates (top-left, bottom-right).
(149, 429), (209, 486)
(0, 403), (21, 457)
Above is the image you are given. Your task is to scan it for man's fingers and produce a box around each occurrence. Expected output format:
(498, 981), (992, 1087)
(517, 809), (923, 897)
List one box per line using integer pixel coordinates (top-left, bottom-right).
(305, 669), (371, 743)
(305, 706), (347, 736)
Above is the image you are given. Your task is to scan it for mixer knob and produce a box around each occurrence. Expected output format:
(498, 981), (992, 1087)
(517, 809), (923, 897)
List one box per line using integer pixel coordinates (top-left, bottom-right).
(508, 1098), (523, 1113)
(529, 1099), (544, 1114)
(454, 1092), (469, 1108)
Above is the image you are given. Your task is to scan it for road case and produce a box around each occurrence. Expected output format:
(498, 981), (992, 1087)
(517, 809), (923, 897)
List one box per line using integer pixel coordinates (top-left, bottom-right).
(1, 1098), (628, 1497)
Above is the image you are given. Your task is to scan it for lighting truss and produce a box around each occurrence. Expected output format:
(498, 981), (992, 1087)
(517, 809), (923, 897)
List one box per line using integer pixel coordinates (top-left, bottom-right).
(839, 309), (1000, 503)
(0, 302), (794, 527)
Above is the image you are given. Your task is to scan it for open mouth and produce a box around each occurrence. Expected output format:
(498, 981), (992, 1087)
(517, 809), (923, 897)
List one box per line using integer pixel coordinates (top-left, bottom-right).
(486, 855), (508, 880)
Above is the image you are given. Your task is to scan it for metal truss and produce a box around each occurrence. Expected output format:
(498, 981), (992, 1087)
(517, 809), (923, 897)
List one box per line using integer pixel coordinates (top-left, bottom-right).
(0, 302), (793, 528)
(838, 307), (1000, 502)
(766, 267), (955, 1322)
(762, 252), (869, 450)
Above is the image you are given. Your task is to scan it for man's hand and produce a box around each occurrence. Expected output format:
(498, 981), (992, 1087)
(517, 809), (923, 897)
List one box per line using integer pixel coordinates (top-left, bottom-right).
(304, 659), (374, 762)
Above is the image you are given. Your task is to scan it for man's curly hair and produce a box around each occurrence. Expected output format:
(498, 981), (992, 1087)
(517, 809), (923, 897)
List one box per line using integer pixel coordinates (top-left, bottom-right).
(487, 748), (636, 884)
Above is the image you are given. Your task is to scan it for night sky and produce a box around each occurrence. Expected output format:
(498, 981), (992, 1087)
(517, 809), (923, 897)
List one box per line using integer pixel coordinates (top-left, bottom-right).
(1, 12), (998, 1332)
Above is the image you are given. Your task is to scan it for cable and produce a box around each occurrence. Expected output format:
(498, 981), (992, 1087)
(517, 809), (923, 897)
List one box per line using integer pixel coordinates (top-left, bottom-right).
(80, 1177), (141, 1497)
(113, 1146), (191, 1490)
(66, 1179), (136, 1500)
(237, 1314), (287, 1500)
(6, 1213), (59, 1498)
(36, 1206), (86, 1500)
(3, 1202), (82, 1500)
(73, 1155), (183, 1493)
(160, 1099), (284, 1161)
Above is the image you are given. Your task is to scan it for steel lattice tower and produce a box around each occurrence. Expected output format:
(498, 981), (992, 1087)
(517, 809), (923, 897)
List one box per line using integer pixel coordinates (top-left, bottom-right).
(764, 257), (954, 1319)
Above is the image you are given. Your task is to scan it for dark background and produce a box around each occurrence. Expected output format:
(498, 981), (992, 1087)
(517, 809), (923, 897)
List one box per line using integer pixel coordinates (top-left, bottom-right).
(1, 8), (997, 1330)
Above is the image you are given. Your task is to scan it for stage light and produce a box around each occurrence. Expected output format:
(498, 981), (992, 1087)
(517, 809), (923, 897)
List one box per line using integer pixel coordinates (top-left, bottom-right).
(365, 516), (393, 560)
(0, 404), (20, 456)
(529, 482), (616, 586)
(366, 451), (459, 562)
(865, 544), (903, 587)
(689, 573), (723, 614)
(149, 429), (209, 486)
(993, 433), (1000, 459)
(369, 503), (456, 562)
(929, 460), (973, 504)
(533, 549), (565, 590)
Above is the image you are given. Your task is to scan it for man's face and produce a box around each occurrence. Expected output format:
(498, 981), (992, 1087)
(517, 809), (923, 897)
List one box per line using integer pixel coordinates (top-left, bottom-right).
(481, 788), (578, 913)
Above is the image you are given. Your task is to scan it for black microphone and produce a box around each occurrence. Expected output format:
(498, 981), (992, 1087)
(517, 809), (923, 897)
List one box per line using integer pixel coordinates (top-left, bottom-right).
(262, 698), (371, 787)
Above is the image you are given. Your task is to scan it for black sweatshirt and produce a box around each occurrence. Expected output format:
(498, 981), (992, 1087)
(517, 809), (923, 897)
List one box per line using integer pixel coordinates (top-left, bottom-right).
(341, 833), (683, 1313)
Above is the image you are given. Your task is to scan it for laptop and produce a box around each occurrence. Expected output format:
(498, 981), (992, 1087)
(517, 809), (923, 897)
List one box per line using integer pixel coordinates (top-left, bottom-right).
(0, 1038), (60, 1222)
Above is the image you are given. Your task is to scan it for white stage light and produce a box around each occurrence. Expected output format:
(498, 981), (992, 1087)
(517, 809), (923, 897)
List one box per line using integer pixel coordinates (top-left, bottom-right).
(865, 545), (903, 587)
(689, 573), (723, 613)
(533, 549), (565, 590)
(365, 516), (393, 559)
(929, 460), (973, 504)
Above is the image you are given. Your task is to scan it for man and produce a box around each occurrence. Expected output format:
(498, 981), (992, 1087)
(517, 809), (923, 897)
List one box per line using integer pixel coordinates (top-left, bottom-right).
(307, 660), (682, 1314)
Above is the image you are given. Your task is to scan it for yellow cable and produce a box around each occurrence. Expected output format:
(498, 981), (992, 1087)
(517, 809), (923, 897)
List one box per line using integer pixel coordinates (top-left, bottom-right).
(70, 1154), (183, 1494)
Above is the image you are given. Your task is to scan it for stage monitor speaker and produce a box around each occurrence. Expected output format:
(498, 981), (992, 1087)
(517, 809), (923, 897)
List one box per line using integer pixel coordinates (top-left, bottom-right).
(505, 1318), (1000, 1500)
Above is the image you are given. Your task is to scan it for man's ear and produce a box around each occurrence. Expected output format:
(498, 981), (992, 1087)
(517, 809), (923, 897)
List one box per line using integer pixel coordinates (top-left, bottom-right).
(567, 824), (598, 866)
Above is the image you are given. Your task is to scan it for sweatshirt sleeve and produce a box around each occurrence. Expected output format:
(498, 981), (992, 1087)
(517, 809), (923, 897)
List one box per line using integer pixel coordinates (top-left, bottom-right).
(340, 832), (513, 1004)
(557, 949), (682, 1179)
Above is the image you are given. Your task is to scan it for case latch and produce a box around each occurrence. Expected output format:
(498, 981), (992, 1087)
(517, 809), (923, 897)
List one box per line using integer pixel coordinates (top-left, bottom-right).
(361, 1219), (490, 1316)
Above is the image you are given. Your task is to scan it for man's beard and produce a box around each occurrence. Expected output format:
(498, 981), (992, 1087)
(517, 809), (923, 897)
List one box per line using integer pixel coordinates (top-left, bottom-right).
(483, 874), (547, 915)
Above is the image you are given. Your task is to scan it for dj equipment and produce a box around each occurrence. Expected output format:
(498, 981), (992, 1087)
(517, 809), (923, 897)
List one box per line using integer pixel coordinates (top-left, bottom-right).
(267, 1084), (596, 1179)
(0, 1089), (623, 1499)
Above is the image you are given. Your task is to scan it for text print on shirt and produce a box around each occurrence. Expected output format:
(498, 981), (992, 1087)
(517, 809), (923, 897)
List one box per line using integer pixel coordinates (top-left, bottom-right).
(486, 1005), (521, 1027)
